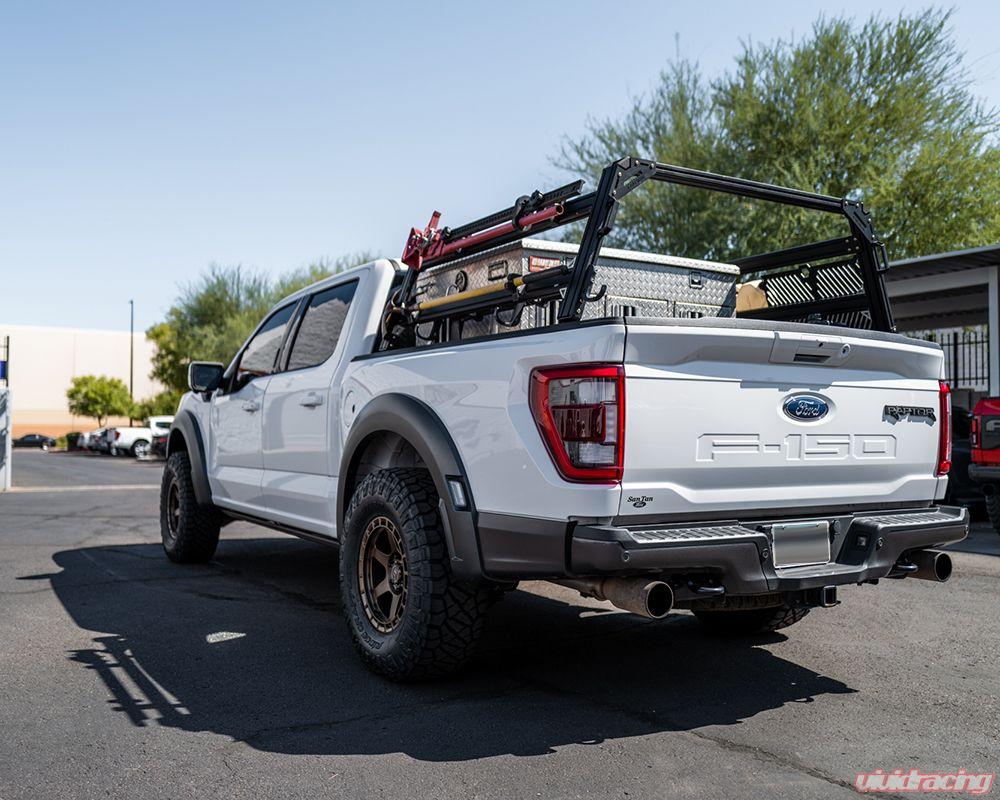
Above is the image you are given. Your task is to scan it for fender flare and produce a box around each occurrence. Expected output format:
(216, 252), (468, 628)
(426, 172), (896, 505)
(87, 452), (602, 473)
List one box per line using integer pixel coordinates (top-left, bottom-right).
(167, 409), (213, 508)
(338, 394), (484, 581)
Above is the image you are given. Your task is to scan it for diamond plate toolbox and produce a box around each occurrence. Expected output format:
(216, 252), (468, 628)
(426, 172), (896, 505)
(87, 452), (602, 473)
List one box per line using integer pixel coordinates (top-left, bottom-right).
(414, 239), (739, 341)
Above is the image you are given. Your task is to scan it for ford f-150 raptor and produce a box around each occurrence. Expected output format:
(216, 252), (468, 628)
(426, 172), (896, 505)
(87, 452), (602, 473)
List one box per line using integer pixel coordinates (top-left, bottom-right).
(968, 395), (1000, 531)
(160, 157), (968, 680)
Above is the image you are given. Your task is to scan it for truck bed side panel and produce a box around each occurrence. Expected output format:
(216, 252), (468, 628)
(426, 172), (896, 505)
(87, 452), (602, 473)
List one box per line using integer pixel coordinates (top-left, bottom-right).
(343, 323), (627, 521)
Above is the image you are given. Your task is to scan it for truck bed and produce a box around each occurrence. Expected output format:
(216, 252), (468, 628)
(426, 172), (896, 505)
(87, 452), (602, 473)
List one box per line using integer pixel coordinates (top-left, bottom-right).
(345, 314), (946, 524)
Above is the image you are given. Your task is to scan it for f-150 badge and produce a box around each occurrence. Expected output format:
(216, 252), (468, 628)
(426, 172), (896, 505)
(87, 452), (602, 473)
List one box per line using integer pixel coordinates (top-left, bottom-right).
(884, 405), (936, 422)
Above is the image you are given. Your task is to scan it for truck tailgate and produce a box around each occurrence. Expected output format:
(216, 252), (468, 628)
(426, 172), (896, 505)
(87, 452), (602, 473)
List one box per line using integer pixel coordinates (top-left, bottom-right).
(619, 320), (945, 519)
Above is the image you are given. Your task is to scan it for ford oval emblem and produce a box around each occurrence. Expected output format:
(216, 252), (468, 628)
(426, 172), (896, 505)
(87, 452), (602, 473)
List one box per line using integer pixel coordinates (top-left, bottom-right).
(783, 395), (829, 421)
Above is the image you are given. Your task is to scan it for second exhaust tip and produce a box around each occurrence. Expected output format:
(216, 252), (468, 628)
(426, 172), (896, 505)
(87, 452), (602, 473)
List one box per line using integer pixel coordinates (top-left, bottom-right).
(642, 581), (674, 618)
(909, 550), (953, 582)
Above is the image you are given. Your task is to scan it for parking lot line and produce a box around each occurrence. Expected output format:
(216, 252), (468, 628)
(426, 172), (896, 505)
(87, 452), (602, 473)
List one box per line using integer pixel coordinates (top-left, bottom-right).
(5, 483), (160, 494)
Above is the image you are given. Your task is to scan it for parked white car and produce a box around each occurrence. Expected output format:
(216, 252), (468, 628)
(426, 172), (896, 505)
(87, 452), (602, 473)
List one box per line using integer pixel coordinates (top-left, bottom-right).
(109, 416), (173, 458)
(159, 157), (969, 680)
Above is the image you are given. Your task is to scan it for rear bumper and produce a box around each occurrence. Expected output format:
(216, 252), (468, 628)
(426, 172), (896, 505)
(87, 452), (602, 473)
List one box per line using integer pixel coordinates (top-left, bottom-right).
(571, 506), (968, 593)
(478, 506), (968, 594)
(968, 463), (1000, 484)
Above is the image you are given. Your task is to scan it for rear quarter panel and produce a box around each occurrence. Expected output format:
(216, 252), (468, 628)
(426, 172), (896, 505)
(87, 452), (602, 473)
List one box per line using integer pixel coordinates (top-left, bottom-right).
(342, 323), (627, 521)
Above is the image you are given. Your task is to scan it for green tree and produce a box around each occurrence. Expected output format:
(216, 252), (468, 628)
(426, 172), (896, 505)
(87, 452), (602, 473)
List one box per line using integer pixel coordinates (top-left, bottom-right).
(148, 253), (374, 395)
(131, 389), (183, 420)
(557, 9), (1000, 261)
(66, 375), (133, 427)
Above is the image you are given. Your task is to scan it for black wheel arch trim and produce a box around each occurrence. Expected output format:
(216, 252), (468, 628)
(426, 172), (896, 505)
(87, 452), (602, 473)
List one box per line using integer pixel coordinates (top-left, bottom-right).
(167, 409), (213, 508)
(338, 394), (485, 581)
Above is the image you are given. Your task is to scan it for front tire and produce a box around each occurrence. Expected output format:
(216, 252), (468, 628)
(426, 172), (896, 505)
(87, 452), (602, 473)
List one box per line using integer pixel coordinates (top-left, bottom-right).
(160, 451), (220, 563)
(340, 468), (493, 680)
(693, 604), (810, 635)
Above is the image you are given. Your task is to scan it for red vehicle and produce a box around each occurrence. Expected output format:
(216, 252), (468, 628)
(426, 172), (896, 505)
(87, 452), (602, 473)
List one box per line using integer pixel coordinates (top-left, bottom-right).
(969, 396), (1000, 532)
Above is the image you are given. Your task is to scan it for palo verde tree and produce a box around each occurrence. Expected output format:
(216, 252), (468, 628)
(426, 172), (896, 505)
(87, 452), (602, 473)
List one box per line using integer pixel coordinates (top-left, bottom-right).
(148, 254), (374, 396)
(66, 375), (133, 427)
(556, 9), (1000, 262)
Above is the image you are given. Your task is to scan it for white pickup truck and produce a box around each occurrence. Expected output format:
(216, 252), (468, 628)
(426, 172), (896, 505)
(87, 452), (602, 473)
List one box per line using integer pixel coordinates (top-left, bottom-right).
(109, 416), (173, 458)
(160, 158), (968, 680)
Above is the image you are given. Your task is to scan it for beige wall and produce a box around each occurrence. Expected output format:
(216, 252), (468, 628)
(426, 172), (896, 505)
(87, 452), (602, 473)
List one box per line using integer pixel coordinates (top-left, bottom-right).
(0, 324), (161, 437)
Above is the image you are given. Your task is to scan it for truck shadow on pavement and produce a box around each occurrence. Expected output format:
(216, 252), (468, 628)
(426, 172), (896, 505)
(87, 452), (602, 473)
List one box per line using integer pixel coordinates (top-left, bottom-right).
(34, 536), (855, 761)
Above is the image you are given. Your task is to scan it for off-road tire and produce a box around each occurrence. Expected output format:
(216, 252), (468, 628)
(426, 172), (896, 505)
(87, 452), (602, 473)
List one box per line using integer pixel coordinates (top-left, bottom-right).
(160, 451), (221, 563)
(692, 604), (810, 635)
(985, 491), (1000, 534)
(340, 467), (493, 681)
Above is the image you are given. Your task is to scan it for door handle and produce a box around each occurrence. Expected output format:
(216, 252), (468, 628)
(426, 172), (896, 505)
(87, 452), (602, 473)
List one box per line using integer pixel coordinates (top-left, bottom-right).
(299, 392), (325, 408)
(241, 400), (260, 413)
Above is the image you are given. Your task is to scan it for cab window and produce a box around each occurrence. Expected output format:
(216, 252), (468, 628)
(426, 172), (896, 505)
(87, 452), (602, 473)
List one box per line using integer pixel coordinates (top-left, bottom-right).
(237, 303), (296, 381)
(285, 281), (357, 371)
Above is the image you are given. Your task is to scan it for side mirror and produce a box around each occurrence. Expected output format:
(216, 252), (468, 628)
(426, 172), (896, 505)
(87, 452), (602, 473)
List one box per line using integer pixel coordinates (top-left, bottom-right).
(188, 362), (225, 394)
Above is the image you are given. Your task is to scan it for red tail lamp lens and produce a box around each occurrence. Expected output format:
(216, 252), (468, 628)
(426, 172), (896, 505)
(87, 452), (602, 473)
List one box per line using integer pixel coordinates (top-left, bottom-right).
(529, 364), (624, 483)
(937, 381), (951, 477)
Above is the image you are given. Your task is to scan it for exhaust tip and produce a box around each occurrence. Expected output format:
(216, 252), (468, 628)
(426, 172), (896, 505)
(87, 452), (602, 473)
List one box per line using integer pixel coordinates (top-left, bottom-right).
(644, 581), (674, 619)
(933, 552), (953, 582)
(905, 549), (954, 582)
(553, 577), (674, 619)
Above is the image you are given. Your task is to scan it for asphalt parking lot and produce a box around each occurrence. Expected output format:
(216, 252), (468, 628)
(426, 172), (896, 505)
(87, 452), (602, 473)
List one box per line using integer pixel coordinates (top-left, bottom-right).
(1, 450), (998, 799)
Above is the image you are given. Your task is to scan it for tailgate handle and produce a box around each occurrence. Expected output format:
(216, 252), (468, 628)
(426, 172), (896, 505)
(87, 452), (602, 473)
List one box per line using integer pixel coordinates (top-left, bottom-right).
(770, 332), (851, 366)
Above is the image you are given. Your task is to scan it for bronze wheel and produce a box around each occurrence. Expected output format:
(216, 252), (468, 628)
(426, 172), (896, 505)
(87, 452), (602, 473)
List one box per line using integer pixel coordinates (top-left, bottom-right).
(159, 451), (220, 563)
(357, 515), (408, 633)
(166, 479), (181, 539)
(341, 468), (494, 680)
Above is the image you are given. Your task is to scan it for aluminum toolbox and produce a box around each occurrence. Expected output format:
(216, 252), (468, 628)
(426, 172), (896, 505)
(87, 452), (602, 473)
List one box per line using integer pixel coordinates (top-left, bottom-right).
(414, 239), (739, 341)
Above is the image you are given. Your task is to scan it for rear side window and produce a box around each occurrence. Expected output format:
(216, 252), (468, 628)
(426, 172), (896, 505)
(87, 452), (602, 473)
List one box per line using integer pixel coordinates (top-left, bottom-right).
(286, 281), (357, 371)
(238, 303), (296, 380)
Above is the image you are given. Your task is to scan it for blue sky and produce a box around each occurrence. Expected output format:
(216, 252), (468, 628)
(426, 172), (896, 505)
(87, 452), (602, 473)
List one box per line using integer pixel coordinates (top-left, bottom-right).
(2, 1), (998, 332)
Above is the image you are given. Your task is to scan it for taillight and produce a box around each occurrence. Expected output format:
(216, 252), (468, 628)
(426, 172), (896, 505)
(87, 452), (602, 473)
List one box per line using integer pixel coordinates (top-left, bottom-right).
(114, 431), (121, 441)
(937, 381), (952, 476)
(971, 415), (980, 449)
(529, 364), (624, 483)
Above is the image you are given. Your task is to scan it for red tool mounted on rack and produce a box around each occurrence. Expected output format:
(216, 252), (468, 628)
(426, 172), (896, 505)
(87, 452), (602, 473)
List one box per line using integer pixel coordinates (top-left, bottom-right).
(401, 188), (577, 273)
(382, 181), (586, 348)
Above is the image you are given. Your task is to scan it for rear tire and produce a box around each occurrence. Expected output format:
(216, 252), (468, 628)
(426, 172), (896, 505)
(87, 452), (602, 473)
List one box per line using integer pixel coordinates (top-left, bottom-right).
(160, 451), (220, 563)
(131, 439), (150, 459)
(340, 467), (493, 680)
(985, 490), (1000, 534)
(693, 604), (810, 635)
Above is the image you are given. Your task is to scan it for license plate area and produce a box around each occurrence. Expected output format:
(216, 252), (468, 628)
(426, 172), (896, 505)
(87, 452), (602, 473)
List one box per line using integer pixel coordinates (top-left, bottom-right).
(770, 521), (831, 568)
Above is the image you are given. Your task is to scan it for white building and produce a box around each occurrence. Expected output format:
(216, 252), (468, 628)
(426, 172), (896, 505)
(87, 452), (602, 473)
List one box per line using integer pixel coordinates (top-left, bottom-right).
(0, 324), (161, 437)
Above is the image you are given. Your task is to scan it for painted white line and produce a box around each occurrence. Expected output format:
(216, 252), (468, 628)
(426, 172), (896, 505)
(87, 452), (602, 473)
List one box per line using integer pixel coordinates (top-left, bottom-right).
(206, 631), (246, 644)
(5, 483), (160, 494)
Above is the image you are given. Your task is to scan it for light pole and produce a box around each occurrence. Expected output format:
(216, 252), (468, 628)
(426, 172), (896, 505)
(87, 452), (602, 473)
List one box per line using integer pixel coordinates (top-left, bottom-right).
(128, 299), (134, 402)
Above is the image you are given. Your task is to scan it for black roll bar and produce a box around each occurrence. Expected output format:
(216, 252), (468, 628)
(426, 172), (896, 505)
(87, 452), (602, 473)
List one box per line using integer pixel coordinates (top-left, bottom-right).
(391, 156), (896, 339)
